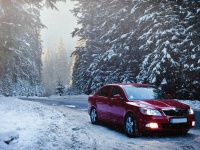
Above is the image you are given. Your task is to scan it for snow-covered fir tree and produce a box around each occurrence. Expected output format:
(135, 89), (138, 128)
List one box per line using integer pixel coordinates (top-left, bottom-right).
(137, 0), (200, 99)
(71, 0), (200, 99)
(55, 38), (70, 85)
(0, 0), (44, 96)
(42, 48), (55, 96)
(0, 0), (66, 96)
(55, 81), (65, 96)
(42, 39), (70, 96)
(71, 0), (141, 94)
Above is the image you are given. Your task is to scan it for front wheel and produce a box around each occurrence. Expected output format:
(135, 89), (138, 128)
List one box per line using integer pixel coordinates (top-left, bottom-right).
(125, 114), (140, 137)
(90, 108), (98, 124)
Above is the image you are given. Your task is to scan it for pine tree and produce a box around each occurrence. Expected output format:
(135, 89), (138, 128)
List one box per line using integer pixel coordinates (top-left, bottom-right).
(0, 0), (43, 96)
(42, 39), (70, 96)
(71, 0), (200, 99)
(55, 81), (65, 96)
(71, 0), (141, 93)
(55, 38), (70, 85)
(42, 48), (55, 96)
(137, 0), (200, 99)
(0, 0), (66, 96)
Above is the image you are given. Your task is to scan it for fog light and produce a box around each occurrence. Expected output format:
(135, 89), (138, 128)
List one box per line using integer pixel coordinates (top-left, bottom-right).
(192, 121), (195, 127)
(146, 123), (158, 128)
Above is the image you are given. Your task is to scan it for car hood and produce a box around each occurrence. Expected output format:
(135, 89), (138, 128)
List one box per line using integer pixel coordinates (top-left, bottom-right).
(126, 99), (190, 110)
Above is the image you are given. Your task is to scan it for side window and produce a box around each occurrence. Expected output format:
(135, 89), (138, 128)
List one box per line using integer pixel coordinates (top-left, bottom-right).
(97, 86), (112, 97)
(111, 86), (124, 99)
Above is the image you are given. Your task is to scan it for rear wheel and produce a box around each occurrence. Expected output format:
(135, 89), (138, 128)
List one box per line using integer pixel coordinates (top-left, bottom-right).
(125, 114), (140, 137)
(90, 108), (98, 124)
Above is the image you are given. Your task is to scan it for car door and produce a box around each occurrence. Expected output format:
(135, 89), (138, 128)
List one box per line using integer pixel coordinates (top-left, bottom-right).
(108, 86), (126, 124)
(96, 85), (112, 121)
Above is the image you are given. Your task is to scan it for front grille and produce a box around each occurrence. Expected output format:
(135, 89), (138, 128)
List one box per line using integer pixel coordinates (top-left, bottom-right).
(162, 123), (190, 130)
(162, 108), (188, 117)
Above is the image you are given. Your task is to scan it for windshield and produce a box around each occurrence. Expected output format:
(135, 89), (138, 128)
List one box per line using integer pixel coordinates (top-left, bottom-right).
(123, 86), (168, 100)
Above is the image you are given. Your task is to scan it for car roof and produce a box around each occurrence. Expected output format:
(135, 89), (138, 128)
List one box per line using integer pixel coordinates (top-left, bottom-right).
(104, 83), (153, 87)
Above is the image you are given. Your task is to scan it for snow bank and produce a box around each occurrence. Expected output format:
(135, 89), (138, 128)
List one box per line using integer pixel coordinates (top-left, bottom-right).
(0, 96), (71, 149)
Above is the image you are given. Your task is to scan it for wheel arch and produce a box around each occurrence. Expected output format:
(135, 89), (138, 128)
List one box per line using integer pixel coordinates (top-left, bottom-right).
(124, 111), (137, 123)
(90, 105), (97, 113)
(124, 111), (141, 137)
(90, 106), (99, 124)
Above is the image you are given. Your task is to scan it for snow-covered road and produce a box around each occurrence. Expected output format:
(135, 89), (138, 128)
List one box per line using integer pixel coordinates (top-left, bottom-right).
(0, 96), (200, 150)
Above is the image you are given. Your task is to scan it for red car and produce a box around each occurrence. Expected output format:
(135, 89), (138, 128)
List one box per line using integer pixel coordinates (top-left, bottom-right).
(88, 84), (195, 137)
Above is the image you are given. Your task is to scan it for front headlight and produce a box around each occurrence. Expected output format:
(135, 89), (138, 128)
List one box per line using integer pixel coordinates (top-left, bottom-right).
(140, 108), (162, 116)
(188, 107), (194, 115)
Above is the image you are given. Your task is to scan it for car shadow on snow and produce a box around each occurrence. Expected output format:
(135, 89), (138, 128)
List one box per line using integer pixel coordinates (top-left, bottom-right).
(90, 121), (199, 140)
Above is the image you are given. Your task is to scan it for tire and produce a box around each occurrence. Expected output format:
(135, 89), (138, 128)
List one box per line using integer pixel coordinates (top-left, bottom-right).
(125, 114), (140, 137)
(90, 107), (98, 124)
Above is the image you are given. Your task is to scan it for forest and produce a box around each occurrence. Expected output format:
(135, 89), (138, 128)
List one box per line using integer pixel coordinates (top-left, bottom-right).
(70, 0), (200, 99)
(0, 0), (199, 99)
(0, 0), (66, 96)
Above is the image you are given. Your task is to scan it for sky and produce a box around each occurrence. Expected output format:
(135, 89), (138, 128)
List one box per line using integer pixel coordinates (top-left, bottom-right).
(40, 0), (78, 55)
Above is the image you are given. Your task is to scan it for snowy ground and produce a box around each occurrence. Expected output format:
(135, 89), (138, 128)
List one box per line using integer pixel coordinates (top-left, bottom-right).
(0, 95), (200, 150)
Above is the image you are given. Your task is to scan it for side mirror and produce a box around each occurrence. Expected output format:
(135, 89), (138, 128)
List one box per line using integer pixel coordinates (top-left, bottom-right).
(113, 94), (123, 100)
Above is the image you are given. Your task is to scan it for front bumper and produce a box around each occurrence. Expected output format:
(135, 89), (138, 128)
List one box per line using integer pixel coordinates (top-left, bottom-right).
(138, 114), (195, 132)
